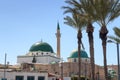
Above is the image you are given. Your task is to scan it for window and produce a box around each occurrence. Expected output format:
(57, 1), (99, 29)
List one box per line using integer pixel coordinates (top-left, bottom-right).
(38, 76), (45, 80)
(27, 76), (34, 80)
(1, 78), (7, 80)
(16, 76), (24, 80)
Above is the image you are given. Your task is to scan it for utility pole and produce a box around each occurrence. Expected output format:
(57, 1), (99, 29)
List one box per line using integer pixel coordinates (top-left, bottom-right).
(107, 40), (120, 80)
(4, 53), (7, 80)
(116, 43), (120, 80)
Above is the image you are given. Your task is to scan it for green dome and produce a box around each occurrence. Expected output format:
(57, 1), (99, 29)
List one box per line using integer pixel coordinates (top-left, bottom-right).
(68, 49), (88, 58)
(29, 41), (54, 53)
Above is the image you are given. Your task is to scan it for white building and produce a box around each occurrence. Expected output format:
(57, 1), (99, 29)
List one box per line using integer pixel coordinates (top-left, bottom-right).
(17, 41), (60, 64)
(17, 23), (61, 65)
(0, 71), (48, 80)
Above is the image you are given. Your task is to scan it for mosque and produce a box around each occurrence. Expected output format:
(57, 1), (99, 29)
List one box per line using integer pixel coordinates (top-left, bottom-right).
(0, 23), (118, 80)
(17, 23), (89, 63)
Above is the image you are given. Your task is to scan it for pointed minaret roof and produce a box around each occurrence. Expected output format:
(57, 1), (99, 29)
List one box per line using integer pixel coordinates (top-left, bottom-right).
(57, 22), (60, 30)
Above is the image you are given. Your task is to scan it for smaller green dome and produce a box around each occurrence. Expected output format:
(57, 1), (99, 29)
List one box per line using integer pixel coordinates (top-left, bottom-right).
(29, 41), (54, 53)
(68, 49), (88, 58)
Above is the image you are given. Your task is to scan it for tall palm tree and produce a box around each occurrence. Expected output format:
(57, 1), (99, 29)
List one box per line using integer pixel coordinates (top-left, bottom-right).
(78, 1), (96, 80)
(63, 5), (87, 80)
(91, 0), (120, 80)
(63, 0), (96, 79)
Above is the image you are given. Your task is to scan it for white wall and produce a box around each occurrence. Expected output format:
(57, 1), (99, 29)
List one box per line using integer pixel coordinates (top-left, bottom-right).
(0, 71), (48, 80)
(17, 55), (60, 64)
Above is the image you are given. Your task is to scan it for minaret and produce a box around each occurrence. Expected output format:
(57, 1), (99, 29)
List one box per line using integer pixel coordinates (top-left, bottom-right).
(56, 22), (61, 58)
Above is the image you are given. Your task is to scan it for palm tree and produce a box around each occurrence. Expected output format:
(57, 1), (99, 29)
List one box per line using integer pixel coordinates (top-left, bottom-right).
(63, 0), (96, 79)
(78, 1), (96, 80)
(63, 4), (87, 80)
(63, 1), (120, 80)
(91, 0), (120, 80)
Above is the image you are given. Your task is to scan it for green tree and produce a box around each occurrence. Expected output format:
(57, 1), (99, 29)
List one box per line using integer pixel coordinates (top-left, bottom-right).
(77, 1), (96, 80)
(63, 3), (87, 80)
(63, 0), (120, 80)
(63, 0), (96, 79)
(108, 69), (117, 80)
(90, 0), (120, 80)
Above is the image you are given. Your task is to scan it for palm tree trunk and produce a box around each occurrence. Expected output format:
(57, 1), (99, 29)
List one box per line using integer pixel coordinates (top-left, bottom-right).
(86, 23), (95, 80)
(99, 26), (108, 80)
(77, 29), (82, 80)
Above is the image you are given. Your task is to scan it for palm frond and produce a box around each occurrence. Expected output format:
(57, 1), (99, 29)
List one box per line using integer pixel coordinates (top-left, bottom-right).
(62, 6), (76, 14)
(108, 2), (120, 22)
(65, 0), (80, 7)
(64, 16), (77, 29)
(63, 0), (88, 30)
(91, 0), (120, 26)
(64, 13), (87, 30)
(108, 36), (120, 43)
(108, 27), (120, 43)
(113, 27), (120, 38)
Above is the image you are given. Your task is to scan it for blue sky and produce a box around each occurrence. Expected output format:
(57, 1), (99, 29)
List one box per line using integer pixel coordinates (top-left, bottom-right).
(0, 0), (119, 66)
